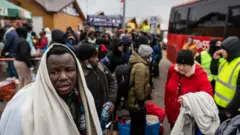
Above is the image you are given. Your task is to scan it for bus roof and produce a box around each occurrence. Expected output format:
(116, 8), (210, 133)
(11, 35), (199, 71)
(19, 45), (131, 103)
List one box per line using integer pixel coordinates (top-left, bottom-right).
(172, 0), (200, 8)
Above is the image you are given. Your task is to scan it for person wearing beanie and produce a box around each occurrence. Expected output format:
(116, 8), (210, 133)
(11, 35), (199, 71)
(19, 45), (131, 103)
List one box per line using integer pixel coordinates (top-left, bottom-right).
(195, 38), (222, 91)
(76, 43), (117, 117)
(210, 36), (240, 122)
(127, 44), (153, 135)
(165, 49), (213, 128)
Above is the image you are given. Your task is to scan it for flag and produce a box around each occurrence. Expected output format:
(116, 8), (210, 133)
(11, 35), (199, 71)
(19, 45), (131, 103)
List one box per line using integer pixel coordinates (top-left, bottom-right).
(120, 0), (124, 3)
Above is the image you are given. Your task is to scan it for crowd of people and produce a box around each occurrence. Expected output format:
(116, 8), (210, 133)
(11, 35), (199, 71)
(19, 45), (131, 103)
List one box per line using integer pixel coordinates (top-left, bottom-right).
(0, 24), (163, 135)
(0, 22), (240, 135)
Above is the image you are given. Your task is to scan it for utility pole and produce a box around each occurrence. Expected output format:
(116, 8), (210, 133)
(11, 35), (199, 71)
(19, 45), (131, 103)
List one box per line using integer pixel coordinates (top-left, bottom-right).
(122, 0), (126, 28)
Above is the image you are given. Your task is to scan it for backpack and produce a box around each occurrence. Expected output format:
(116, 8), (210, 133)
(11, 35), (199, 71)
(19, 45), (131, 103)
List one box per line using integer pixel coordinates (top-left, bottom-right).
(115, 64), (132, 99)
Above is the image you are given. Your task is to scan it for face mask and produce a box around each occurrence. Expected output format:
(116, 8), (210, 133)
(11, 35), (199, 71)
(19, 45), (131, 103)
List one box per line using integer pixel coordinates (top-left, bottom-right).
(215, 46), (222, 51)
(147, 57), (153, 63)
(69, 39), (74, 44)
(85, 60), (93, 69)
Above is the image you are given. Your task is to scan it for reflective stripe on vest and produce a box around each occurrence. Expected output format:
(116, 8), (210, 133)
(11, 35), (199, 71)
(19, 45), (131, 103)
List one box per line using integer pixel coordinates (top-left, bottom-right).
(214, 58), (240, 111)
(200, 51), (215, 81)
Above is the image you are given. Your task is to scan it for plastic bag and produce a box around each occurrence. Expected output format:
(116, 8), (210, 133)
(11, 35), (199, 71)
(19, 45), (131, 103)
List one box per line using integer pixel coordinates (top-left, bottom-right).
(0, 80), (16, 101)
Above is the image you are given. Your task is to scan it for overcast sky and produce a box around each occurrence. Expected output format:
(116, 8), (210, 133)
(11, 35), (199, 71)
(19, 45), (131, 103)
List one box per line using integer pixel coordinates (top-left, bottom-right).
(78, 0), (187, 29)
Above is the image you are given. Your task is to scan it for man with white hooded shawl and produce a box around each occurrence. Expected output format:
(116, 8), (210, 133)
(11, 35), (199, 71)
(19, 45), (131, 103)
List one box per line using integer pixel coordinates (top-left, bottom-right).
(0, 43), (102, 135)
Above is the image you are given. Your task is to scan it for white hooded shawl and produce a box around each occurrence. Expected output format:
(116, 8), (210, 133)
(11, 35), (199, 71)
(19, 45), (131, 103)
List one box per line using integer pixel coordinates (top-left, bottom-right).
(0, 44), (102, 135)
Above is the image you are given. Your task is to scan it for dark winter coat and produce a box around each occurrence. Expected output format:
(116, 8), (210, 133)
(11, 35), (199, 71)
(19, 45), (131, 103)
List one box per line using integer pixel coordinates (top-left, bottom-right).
(107, 39), (125, 72)
(14, 27), (32, 68)
(82, 63), (117, 115)
(2, 29), (18, 57)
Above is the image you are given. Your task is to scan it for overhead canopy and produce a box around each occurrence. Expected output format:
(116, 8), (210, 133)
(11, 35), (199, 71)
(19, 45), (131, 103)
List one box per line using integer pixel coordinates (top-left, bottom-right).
(0, 0), (31, 19)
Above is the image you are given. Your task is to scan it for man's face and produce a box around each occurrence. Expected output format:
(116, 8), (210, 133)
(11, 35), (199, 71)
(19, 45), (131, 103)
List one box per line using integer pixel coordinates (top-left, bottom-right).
(47, 53), (77, 96)
(87, 55), (99, 67)
(90, 33), (95, 39)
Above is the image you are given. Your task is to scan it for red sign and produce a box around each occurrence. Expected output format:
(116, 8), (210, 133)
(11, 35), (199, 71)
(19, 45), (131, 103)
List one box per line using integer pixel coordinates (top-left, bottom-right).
(166, 34), (222, 63)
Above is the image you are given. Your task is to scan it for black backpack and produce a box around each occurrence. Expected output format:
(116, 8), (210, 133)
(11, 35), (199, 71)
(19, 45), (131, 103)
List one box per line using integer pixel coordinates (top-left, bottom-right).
(115, 64), (133, 99)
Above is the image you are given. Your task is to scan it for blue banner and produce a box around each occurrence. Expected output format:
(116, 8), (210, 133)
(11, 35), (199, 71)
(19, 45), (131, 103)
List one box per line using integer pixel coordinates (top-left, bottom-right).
(87, 15), (123, 27)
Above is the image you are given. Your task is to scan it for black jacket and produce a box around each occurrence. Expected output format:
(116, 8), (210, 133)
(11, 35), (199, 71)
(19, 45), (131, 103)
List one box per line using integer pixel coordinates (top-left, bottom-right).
(107, 38), (125, 72)
(82, 63), (117, 115)
(210, 37), (240, 115)
(14, 38), (32, 68)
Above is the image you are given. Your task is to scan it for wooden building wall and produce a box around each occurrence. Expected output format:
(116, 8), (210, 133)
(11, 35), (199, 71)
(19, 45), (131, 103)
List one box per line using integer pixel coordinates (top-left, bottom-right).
(53, 12), (83, 32)
(19, 0), (54, 30)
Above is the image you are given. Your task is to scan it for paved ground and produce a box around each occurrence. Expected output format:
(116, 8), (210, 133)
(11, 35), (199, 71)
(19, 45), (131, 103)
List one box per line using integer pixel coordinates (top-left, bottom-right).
(152, 50), (172, 135)
(0, 50), (172, 134)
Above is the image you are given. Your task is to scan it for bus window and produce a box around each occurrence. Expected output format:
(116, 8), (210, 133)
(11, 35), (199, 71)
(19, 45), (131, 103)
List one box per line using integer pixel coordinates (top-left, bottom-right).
(187, 1), (226, 37)
(226, 6), (240, 38)
(169, 7), (189, 34)
(169, 9), (176, 33)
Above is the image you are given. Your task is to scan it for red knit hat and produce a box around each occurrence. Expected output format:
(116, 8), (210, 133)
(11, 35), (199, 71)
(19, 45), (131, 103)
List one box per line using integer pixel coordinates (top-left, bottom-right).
(100, 44), (108, 52)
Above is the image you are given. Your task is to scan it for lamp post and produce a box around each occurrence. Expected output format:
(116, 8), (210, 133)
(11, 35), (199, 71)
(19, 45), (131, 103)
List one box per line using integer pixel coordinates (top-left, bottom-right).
(122, 0), (126, 28)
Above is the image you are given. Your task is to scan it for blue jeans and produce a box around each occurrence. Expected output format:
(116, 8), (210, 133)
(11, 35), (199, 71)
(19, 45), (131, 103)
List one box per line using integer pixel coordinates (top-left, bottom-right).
(8, 61), (18, 78)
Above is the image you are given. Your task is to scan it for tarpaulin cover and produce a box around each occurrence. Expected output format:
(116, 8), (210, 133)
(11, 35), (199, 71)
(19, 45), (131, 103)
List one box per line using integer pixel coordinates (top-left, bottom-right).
(0, 0), (31, 19)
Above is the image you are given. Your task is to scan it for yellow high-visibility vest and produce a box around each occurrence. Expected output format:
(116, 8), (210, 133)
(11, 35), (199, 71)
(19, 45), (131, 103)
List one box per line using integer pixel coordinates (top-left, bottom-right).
(200, 51), (216, 81)
(214, 57), (240, 111)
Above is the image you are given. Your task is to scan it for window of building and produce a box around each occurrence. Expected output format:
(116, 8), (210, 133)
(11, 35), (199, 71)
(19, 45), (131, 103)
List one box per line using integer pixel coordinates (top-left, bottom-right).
(226, 6), (240, 37)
